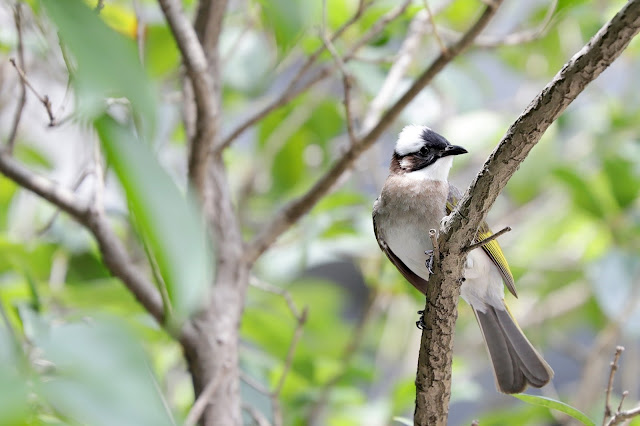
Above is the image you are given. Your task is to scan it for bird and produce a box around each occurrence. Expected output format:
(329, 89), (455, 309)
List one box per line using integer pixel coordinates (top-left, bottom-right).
(372, 125), (553, 394)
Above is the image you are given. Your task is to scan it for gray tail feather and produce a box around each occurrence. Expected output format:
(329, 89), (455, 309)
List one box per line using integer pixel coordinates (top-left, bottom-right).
(474, 305), (554, 394)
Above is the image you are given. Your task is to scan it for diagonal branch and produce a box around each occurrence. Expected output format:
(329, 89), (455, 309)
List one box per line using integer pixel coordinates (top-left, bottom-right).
(215, 0), (410, 152)
(0, 152), (167, 329)
(414, 1), (640, 424)
(246, 0), (503, 265)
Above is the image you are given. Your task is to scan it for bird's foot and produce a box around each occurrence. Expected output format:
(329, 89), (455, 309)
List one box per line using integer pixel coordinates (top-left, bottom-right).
(425, 250), (434, 274)
(416, 310), (425, 329)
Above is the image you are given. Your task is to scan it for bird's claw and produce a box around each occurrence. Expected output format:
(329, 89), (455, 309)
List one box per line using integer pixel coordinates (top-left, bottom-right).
(416, 310), (425, 329)
(425, 250), (434, 274)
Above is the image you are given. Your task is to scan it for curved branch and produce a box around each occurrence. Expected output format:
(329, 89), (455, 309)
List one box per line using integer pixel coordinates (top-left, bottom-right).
(0, 153), (167, 328)
(246, 0), (503, 265)
(414, 1), (640, 424)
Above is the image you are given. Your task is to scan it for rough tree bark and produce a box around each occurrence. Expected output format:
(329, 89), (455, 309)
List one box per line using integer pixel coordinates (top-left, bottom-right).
(414, 1), (640, 424)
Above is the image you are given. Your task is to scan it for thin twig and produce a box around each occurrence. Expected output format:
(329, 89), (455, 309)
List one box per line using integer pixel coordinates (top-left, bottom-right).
(184, 371), (224, 426)
(248, 276), (308, 426)
(242, 403), (271, 426)
(7, 3), (26, 154)
(422, 0), (448, 55)
(239, 371), (270, 395)
(36, 168), (92, 235)
(249, 276), (302, 320)
(9, 59), (56, 126)
(321, 0), (357, 145)
(606, 405), (640, 426)
(463, 226), (511, 252)
(438, 0), (558, 48)
(307, 291), (380, 425)
(95, 0), (104, 13)
(215, 0), (408, 152)
(272, 306), (308, 426)
(616, 391), (629, 413)
(603, 346), (625, 425)
(273, 306), (308, 397)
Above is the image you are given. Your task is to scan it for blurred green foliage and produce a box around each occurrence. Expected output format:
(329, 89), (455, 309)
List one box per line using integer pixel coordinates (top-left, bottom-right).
(0, 0), (639, 425)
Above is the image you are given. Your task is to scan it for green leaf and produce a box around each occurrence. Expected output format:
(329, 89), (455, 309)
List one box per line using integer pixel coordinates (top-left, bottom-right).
(513, 394), (596, 426)
(553, 167), (604, 217)
(94, 115), (212, 326)
(602, 156), (640, 209)
(145, 24), (181, 78)
(258, 0), (314, 53)
(43, 0), (156, 137)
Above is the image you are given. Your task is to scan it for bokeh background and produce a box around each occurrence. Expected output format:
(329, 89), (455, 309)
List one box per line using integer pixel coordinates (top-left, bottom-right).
(0, 0), (639, 424)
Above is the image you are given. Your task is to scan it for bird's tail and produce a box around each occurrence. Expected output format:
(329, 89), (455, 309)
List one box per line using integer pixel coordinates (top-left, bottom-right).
(473, 303), (554, 394)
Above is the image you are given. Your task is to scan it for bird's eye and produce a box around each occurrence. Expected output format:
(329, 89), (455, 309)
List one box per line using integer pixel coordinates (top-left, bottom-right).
(419, 146), (429, 156)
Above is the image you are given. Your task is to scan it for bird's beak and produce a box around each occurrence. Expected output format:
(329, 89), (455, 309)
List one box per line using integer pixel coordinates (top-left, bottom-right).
(442, 145), (468, 157)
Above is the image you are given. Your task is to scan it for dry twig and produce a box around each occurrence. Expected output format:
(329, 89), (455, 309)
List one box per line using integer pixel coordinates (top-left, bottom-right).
(603, 346), (624, 423)
(463, 226), (511, 252)
(601, 346), (640, 426)
(7, 4), (27, 154)
(321, 0), (357, 145)
(9, 58), (56, 127)
(216, 0), (409, 152)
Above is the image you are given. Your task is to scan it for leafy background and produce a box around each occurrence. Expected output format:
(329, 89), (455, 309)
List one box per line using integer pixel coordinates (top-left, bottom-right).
(0, 0), (639, 425)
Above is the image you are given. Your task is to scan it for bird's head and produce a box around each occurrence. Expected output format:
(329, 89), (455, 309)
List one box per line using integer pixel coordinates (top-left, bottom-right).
(391, 125), (467, 181)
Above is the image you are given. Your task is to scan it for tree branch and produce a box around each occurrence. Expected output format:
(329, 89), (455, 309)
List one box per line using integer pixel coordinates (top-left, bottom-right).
(414, 1), (640, 424)
(215, 0), (410, 152)
(157, 0), (217, 198)
(246, 0), (503, 265)
(7, 4), (26, 154)
(0, 152), (167, 329)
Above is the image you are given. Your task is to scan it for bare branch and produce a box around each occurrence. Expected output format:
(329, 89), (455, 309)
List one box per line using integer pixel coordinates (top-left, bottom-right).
(242, 404), (272, 426)
(414, 1), (640, 423)
(0, 153), (167, 330)
(184, 369), (224, 426)
(307, 291), (380, 425)
(215, 0), (409, 152)
(607, 405), (640, 426)
(248, 276), (308, 426)
(439, 0), (558, 48)
(321, 0), (357, 145)
(603, 346), (624, 424)
(246, 0), (502, 265)
(250, 276), (302, 320)
(157, 0), (216, 197)
(0, 152), (87, 218)
(37, 168), (92, 235)
(463, 226), (511, 252)
(7, 4), (27, 154)
(361, 0), (453, 132)
(422, 0), (448, 55)
(9, 58), (56, 127)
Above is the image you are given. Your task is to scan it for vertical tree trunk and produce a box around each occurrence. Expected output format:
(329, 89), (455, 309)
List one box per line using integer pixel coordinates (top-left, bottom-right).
(183, 266), (249, 426)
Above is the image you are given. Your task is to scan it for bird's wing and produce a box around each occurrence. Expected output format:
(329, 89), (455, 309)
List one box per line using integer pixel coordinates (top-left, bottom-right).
(373, 203), (429, 294)
(446, 187), (517, 298)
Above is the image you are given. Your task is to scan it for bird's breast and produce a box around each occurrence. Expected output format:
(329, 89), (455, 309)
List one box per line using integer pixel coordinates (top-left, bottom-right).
(376, 177), (449, 281)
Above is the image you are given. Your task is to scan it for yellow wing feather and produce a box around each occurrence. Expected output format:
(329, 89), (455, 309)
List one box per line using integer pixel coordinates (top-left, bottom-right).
(446, 189), (517, 298)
